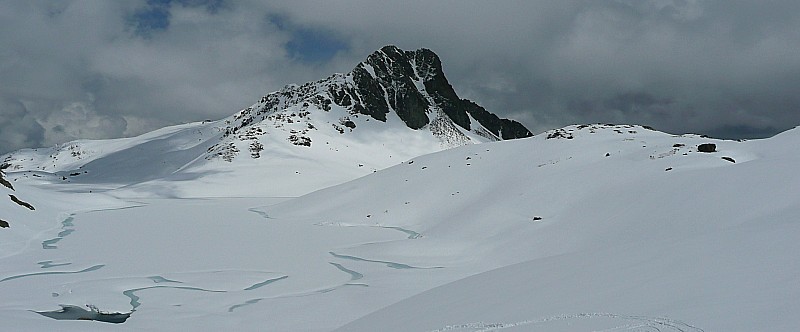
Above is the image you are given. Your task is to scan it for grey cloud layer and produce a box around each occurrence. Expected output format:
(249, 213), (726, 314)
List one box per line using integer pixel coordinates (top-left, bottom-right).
(1, 0), (799, 154)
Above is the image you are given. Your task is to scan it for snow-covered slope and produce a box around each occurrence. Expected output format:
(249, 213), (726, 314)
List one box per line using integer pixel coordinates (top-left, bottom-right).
(1, 123), (798, 331)
(1, 46), (531, 198)
(323, 125), (800, 331)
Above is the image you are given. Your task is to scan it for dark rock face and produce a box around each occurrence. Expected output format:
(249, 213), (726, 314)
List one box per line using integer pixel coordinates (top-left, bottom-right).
(349, 65), (391, 121)
(359, 46), (430, 129)
(0, 164), (12, 191)
(9, 194), (34, 210)
(698, 143), (717, 153)
(0, 175), (12, 191)
(462, 100), (532, 139)
(240, 45), (533, 139)
(352, 46), (533, 138)
(1, 167), (12, 228)
(212, 46), (533, 161)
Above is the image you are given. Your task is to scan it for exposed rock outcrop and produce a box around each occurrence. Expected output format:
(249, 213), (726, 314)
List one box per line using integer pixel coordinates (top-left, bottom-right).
(698, 143), (716, 153)
(209, 46), (533, 162)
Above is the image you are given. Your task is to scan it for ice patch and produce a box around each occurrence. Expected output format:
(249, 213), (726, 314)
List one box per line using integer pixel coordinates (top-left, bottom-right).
(36, 260), (72, 269)
(243, 275), (288, 291)
(41, 215), (75, 249)
(228, 298), (264, 312)
(329, 262), (364, 282)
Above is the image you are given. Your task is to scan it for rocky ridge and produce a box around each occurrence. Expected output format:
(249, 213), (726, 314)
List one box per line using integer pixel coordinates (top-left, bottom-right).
(207, 45), (532, 162)
(0, 46), (533, 196)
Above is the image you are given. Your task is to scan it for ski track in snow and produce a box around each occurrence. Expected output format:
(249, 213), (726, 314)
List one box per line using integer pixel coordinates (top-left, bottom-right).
(429, 313), (704, 332)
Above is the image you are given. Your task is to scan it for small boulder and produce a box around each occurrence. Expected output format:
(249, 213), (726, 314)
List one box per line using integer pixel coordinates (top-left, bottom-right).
(697, 143), (716, 153)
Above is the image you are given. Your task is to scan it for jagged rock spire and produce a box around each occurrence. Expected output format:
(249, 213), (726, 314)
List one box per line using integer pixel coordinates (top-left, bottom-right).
(347, 45), (532, 139)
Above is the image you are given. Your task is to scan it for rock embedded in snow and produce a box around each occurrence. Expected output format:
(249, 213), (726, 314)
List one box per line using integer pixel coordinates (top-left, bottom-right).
(698, 143), (717, 152)
(9, 194), (34, 210)
(0, 165), (12, 190)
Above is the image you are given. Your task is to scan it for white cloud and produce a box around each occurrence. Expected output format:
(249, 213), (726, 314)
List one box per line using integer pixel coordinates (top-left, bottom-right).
(39, 99), (128, 146)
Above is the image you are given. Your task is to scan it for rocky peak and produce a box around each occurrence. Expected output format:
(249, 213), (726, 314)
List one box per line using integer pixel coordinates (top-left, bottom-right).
(211, 46), (532, 162)
(347, 45), (532, 139)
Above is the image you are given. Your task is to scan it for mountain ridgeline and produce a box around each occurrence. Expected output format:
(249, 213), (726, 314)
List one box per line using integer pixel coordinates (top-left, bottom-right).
(219, 45), (531, 146)
(1, 46), (532, 193)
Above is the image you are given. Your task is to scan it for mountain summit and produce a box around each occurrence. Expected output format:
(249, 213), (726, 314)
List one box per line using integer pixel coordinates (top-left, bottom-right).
(2, 46), (532, 197)
(210, 45), (531, 160)
(339, 45), (531, 138)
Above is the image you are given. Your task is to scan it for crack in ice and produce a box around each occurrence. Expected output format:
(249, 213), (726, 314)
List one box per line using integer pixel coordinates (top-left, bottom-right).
(0, 264), (104, 283)
(329, 251), (441, 269)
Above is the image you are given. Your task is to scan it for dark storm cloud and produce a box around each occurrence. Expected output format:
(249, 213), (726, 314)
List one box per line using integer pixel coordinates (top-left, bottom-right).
(213, 0), (800, 138)
(0, 0), (333, 154)
(1, 1), (799, 155)
(0, 97), (45, 154)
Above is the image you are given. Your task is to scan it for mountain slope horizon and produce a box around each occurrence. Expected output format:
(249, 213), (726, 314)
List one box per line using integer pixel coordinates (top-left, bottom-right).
(1, 45), (531, 197)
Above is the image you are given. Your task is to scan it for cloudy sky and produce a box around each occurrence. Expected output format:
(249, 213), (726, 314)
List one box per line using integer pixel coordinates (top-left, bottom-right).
(2, 0), (799, 154)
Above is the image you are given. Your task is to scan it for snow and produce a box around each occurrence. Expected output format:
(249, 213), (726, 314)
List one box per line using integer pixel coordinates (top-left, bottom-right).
(3, 102), (489, 199)
(1, 123), (799, 331)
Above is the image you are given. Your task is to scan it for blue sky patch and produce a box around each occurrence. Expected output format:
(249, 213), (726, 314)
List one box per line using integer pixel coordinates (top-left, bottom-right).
(131, 1), (171, 36)
(130, 0), (226, 37)
(286, 29), (348, 63)
(269, 14), (348, 63)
